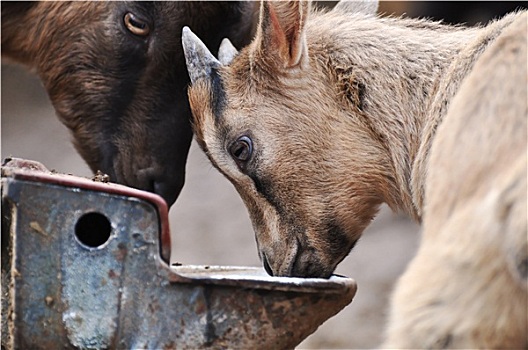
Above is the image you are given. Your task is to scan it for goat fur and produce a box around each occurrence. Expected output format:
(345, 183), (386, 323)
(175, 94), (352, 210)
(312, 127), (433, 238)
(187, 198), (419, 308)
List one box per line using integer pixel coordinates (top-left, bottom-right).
(2, 1), (256, 206)
(184, 1), (527, 347)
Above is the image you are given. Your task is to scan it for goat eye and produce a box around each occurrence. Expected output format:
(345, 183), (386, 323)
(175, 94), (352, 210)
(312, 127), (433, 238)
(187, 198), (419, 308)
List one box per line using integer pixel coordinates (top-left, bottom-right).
(124, 13), (150, 36)
(229, 136), (253, 164)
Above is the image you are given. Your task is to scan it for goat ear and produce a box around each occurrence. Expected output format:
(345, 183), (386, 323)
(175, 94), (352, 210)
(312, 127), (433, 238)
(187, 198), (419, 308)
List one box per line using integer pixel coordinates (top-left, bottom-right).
(218, 38), (238, 65)
(182, 26), (221, 85)
(333, 0), (378, 16)
(257, 0), (310, 68)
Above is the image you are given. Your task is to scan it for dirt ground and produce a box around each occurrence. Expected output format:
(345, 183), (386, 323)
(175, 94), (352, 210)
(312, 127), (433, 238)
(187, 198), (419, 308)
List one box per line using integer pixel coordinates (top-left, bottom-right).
(2, 62), (420, 349)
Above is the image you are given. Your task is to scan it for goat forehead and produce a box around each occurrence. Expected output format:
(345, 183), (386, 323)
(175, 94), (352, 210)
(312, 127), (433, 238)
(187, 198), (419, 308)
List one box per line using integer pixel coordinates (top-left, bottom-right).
(195, 80), (257, 140)
(194, 63), (330, 169)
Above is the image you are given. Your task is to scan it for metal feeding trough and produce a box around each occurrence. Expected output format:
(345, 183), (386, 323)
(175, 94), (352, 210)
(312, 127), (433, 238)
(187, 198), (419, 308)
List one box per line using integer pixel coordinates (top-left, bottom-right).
(1, 158), (356, 349)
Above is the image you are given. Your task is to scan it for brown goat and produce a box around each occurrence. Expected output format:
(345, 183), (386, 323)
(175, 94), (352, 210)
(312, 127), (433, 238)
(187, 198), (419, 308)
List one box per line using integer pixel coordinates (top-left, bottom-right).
(1, 1), (256, 206)
(183, 0), (527, 348)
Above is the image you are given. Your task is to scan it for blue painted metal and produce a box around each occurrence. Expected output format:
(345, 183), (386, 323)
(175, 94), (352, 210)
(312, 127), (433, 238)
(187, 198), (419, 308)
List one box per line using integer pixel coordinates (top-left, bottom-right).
(1, 158), (356, 349)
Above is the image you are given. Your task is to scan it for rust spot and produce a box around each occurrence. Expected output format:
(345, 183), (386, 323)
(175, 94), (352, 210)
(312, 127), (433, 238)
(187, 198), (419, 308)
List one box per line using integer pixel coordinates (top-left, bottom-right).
(163, 342), (176, 350)
(113, 243), (127, 261)
(148, 299), (161, 313)
(194, 299), (206, 314)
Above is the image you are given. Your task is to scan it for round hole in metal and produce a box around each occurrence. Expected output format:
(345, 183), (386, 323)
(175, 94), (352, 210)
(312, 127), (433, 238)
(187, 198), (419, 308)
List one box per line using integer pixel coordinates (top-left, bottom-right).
(74, 212), (112, 248)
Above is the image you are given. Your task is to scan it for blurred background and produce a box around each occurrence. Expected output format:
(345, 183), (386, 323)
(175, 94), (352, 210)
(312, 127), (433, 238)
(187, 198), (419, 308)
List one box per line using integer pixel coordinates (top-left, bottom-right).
(2, 2), (525, 348)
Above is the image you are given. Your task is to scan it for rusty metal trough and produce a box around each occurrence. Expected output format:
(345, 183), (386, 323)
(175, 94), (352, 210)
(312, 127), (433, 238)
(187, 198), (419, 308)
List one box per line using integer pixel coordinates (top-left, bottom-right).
(1, 158), (356, 349)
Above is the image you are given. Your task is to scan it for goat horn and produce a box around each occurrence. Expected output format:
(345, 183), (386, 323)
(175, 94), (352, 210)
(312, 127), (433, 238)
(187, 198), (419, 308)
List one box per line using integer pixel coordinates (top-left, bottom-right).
(218, 38), (238, 65)
(182, 26), (221, 85)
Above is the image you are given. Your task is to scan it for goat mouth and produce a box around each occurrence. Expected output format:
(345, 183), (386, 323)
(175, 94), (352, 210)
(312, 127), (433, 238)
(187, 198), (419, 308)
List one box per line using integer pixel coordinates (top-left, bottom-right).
(289, 247), (334, 279)
(291, 260), (334, 279)
(262, 253), (274, 276)
(261, 247), (334, 278)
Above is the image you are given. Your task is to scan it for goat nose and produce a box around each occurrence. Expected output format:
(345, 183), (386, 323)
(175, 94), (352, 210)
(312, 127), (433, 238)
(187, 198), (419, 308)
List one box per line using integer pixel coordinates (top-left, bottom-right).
(134, 167), (183, 207)
(290, 253), (333, 279)
(152, 178), (183, 207)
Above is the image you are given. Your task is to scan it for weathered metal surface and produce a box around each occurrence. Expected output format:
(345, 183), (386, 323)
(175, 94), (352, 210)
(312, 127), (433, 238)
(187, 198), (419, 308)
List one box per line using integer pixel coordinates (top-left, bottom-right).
(1, 158), (356, 349)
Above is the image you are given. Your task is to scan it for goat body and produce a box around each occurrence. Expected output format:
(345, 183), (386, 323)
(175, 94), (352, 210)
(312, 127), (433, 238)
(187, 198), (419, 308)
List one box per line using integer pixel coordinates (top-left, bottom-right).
(2, 1), (256, 206)
(183, 0), (527, 347)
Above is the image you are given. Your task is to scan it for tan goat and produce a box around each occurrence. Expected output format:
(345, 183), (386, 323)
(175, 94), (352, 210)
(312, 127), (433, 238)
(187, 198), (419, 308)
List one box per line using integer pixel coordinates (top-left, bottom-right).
(183, 0), (527, 347)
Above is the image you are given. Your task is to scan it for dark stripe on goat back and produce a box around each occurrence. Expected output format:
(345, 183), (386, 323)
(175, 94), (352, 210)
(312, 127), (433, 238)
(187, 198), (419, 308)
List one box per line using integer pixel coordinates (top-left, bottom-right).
(210, 68), (226, 123)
